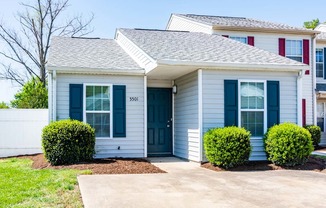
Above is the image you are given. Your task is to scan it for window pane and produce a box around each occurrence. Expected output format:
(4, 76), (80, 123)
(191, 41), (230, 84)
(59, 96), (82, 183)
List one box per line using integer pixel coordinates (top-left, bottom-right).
(103, 99), (110, 110)
(317, 63), (324, 78)
(230, 36), (247, 44)
(86, 86), (93, 98)
(287, 56), (302, 62)
(95, 86), (102, 98)
(94, 99), (102, 111)
(241, 82), (264, 109)
(241, 112), (264, 136)
(103, 86), (109, 98)
(86, 98), (94, 111)
(86, 113), (110, 137)
(316, 49), (324, 62)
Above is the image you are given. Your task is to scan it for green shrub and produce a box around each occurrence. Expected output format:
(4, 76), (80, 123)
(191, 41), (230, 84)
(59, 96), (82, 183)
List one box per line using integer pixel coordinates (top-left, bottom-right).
(264, 123), (313, 166)
(204, 126), (251, 169)
(304, 125), (321, 147)
(42, 119), (95, 165)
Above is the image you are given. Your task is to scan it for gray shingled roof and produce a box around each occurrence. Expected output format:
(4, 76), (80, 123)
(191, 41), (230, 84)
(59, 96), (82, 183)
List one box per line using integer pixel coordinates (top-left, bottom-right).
(118, 28), (307, 67)
(48, 36), (142, 70)
(174, 14), (315, 33)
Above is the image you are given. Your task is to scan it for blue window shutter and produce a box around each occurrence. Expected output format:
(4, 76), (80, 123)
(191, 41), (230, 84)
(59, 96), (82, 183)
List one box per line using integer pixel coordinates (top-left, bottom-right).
(267, 81), (280, 128)
(113, 85), (126, 137)
(224, 80), (238, 126)
(324, 48), (326, 79)
(69, 84), (83, 121)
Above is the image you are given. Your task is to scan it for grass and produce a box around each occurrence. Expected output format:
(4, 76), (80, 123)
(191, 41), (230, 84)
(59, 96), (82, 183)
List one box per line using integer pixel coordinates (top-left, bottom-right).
(0, 157), (91, 208)
(312, 154), (326, 160)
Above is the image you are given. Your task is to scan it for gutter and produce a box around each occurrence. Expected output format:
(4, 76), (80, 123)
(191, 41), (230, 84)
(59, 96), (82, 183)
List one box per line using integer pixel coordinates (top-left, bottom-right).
(154, 59), (309, 72)
(212, 26), (320, 35)
(47, 66), (145, 76)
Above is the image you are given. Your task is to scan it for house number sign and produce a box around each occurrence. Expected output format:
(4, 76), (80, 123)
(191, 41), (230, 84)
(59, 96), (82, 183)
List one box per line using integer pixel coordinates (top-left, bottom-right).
(129, 97), (139, 101)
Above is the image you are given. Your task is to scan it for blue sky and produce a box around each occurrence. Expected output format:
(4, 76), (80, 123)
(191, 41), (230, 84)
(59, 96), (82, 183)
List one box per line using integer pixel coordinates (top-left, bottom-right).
(1, 0), (326, 103)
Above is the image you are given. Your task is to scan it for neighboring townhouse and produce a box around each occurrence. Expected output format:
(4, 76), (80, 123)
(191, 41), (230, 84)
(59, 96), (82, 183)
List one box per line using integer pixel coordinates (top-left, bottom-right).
(167, 14), (319, 127)
(47, 14), (313, 163)
(314, 23), (326, 145)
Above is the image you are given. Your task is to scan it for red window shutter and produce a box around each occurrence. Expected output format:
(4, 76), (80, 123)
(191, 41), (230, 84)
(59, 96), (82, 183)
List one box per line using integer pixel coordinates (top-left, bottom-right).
(222, 35), (229, 38)
(279, 38), (286, 56)
(302, 99), (306, 126)
(303, 39), (310, 65)
(248, 36), (254, 46)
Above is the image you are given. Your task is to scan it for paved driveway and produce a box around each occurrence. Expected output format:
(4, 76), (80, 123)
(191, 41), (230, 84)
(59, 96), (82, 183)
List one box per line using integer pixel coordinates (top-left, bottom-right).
(78, 157), (326, 208)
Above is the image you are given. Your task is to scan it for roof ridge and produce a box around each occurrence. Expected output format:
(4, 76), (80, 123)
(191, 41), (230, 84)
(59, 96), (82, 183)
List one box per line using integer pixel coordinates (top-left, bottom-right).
(181, 13), (247, 19)
(125, 28), (190, 33)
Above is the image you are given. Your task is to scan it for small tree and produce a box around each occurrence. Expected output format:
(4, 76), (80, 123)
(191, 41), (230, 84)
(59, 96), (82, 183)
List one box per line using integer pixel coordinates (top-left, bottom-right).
(11, 77), (47, 108)
(303, 19), (320, 29)
(0, 101), (9, 109)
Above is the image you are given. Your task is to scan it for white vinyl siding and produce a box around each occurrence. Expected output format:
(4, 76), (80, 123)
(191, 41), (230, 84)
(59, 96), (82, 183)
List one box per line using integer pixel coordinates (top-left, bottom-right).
(202, 70), (298, 161)
(174, 71), (200, 161)
(56, 73), (144, 158)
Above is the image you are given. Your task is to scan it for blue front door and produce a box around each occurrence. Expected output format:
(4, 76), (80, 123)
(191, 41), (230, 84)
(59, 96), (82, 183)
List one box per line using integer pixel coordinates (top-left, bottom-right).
(147, 88), (172, 156)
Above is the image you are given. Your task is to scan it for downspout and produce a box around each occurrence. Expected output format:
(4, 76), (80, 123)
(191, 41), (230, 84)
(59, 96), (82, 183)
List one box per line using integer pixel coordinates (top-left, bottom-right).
(53, 70), (57, 121)
(312, 34), (317, 125)
(48, 71), (53, 123)
(143, 75), (147, 157)
(198, 69), (203, 162)
(297, 70), (303, 127)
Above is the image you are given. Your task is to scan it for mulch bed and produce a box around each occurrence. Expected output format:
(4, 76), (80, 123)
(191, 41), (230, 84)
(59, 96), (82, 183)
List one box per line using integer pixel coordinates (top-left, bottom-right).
(12, 154), (165, 174)
(202, 156), (326, 173)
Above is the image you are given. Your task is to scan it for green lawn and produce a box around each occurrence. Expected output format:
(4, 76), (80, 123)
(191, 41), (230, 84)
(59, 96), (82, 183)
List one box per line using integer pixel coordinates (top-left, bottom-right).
(0, 157), (90, 208)
(312, 154), (326, 160)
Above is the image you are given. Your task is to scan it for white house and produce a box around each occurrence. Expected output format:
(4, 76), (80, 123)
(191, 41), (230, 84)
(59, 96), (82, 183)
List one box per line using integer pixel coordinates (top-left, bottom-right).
(47, 14), (312, 162)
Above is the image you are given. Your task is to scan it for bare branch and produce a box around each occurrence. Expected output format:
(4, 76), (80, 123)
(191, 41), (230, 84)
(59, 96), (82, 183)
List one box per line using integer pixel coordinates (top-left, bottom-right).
(0, 0), (93, 85)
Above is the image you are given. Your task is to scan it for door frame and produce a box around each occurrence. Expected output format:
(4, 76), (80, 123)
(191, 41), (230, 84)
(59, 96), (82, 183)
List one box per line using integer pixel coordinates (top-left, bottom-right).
(146, 87), (173, 157)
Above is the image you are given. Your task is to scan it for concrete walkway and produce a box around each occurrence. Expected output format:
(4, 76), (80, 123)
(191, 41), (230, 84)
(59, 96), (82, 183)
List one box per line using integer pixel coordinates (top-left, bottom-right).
(312, 147), (326, 156)
(78, 157), (326, 208)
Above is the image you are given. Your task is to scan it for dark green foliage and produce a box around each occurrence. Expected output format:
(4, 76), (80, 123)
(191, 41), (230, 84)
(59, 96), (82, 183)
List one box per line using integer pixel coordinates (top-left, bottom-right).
(264, 123), (313, 166)
(304, 125), (321, 147)
(0, 101), (9, 109)
(11, 77), (48, 109)
(42, 119), (95, 165)
(204, 126), (251, 169)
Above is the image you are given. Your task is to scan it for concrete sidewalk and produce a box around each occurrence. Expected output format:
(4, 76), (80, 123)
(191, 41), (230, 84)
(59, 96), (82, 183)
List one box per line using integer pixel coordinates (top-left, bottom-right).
(78, 157), (326, 208)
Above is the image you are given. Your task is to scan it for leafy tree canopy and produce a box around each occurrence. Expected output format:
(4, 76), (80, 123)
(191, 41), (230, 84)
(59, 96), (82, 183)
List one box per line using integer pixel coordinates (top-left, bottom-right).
(303, 18), (320, 29)
(11, 77), (48, 109)
(0, 101), (10, 109)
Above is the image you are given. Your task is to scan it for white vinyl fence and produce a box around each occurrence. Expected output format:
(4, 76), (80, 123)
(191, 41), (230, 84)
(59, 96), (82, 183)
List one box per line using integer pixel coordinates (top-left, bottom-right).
(0, 109), (48, 157)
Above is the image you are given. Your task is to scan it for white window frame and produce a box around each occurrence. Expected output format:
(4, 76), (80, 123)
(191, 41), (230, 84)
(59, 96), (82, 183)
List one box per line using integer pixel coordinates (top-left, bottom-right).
(285, 39), (303, 62)
(238, 80), (267, 137)
(230, 36), (247, 44)
(316, 48), (324, 78)
(83, 83), (113, 139)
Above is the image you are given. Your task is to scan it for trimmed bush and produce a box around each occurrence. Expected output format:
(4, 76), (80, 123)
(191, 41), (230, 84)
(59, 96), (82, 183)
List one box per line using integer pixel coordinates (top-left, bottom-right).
(42, 119), (95, 165)
(304, 125), (321, 147)
(204, 126), (251, 169)
(264, 123), (313, 166)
